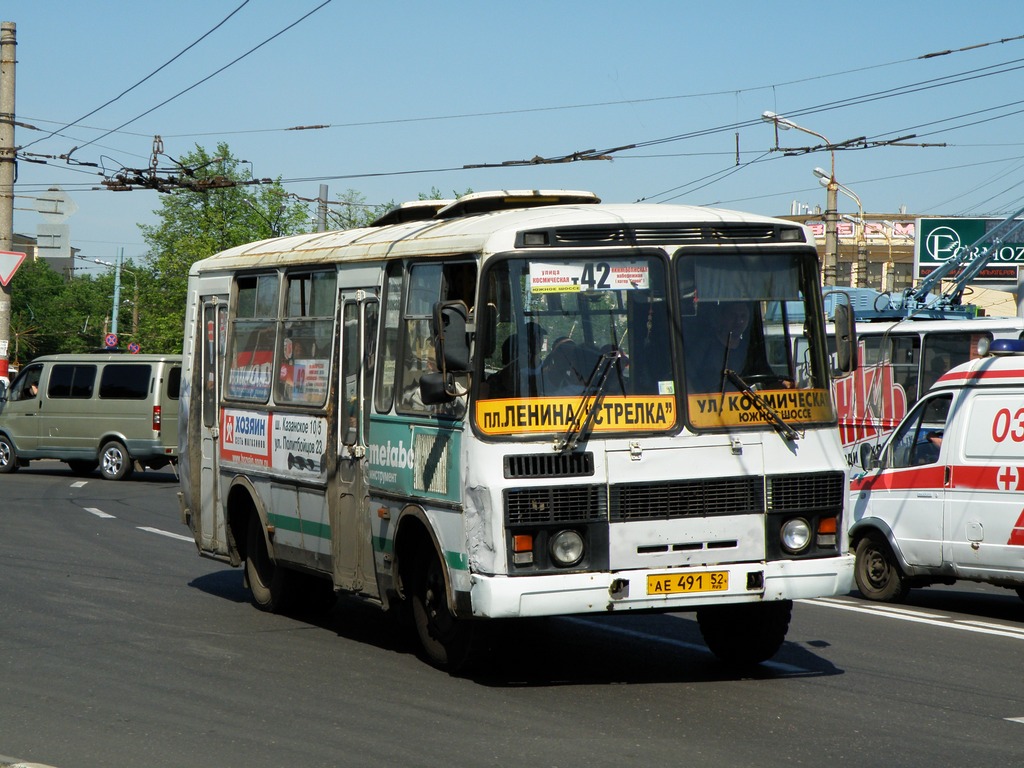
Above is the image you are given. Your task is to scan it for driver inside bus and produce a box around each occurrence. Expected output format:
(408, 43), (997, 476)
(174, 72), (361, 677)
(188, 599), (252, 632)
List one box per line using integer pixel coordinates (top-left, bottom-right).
(685, 301), (788, 393)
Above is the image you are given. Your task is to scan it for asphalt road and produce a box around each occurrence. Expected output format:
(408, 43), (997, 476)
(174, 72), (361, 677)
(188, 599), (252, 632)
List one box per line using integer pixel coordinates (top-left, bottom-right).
(2, 462), (1023, 767)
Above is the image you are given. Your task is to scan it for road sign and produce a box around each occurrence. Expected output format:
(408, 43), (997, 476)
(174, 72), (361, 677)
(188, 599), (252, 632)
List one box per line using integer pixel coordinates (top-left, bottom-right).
(105, 333), (118, 348)
(0, 250), (26, 286)
(128, 342), (140, 354)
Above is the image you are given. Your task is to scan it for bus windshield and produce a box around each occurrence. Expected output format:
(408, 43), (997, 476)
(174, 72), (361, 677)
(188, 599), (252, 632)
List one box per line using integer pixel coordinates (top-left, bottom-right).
(475, 254), (677, 437)
(678, 250), (834, 431)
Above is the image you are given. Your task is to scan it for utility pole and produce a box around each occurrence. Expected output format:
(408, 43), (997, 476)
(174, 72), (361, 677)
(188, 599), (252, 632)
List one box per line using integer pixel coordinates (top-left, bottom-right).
(822, 181), (838, 287)
(0, 22), (16, 385)
(317, 184), (328, 232)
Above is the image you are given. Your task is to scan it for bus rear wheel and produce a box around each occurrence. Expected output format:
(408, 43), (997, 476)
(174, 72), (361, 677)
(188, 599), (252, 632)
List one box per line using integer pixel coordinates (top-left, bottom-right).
(697, 600), (792, 666)
(410, 548), (474, 671)
(245, 514), (292, 613)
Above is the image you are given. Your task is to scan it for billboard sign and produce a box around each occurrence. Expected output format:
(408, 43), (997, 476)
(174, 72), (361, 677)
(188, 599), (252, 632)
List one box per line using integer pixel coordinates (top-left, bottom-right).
(916, 218), (1024, 291)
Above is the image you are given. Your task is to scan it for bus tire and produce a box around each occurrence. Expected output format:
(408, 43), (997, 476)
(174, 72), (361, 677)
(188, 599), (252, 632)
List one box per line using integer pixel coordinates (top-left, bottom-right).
(410, 547), (474, 672)
(99, 440), (134, 481)
(245, 514), (291, 613)
(0, 435), (19, 474)
(697, 600), (792, 666)
(854, 534), (908, 602)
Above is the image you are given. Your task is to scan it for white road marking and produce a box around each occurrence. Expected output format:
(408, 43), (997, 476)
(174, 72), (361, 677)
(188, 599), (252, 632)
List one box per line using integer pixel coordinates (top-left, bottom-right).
(137, 526), (194, 542)
(802, 597), (1024, 641)
(83, 507), (115, 519)
(1005, 716), (1024, 724)
(71, 481), (88, 488)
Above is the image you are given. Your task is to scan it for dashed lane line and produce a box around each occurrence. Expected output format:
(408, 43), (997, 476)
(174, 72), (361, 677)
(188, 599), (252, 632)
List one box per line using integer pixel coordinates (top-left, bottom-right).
(83, 507), (115, 519)
(137, 526), (194, 542)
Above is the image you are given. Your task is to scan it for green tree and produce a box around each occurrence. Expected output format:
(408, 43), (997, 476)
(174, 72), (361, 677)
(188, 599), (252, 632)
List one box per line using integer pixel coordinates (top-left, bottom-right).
(8, 257), (71, 361)
(140, 142), (310, 352)
(330, 188), (393, 230)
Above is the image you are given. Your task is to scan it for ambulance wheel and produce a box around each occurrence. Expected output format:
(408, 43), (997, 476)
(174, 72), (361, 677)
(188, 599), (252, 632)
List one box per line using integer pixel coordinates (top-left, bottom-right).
(0, 435), (18, 474)
(99, 440), (134, 481)
(245, 514), (292, 613)
(410, 546), (475, 672)
(855, 535), (908, 602)
(698, 600), (792, 666)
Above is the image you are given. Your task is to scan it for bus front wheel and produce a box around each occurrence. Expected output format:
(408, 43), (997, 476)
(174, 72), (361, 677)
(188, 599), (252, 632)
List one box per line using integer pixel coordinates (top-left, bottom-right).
(697, 600), (792, 666)
(245, 514), (291, 613)
(410, 548), (474, 671)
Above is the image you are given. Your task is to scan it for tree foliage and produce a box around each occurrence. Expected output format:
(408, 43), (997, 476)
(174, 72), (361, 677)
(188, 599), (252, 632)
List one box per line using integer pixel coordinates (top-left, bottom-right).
(10, 140), (476, 364)
(140, 142), (310, 352)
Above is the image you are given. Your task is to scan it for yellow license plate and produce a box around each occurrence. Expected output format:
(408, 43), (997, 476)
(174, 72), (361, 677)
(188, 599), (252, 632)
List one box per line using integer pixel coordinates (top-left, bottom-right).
(647, 571), (729, 595)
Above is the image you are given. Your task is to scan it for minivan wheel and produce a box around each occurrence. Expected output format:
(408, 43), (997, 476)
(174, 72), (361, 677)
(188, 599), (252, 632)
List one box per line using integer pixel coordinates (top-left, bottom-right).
(99, 440), (134, 481)
(0, 435), (19, 474)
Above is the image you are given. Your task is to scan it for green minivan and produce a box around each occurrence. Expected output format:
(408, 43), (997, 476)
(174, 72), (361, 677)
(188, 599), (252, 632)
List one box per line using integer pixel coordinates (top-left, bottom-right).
(0, 353), (181, 480)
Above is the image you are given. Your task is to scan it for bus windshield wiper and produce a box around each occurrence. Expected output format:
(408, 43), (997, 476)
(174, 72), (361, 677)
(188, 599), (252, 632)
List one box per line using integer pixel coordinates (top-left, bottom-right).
(556, 350), (620, 454)
(723, 369), (800, 442)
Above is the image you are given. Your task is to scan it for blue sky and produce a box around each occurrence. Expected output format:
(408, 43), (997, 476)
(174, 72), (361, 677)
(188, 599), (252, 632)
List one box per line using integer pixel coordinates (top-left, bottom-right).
(5, 1), (1024, 272)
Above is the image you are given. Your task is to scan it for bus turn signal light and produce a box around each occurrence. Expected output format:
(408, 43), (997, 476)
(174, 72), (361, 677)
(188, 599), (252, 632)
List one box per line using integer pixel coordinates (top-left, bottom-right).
(512, 534), (534, 565)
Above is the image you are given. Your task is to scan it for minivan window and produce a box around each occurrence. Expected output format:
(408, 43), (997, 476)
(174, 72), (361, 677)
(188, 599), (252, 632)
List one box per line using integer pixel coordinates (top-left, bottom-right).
(166, 366), (181, 400)
(48, 364), (96, 399)
(100, 364), (152, 400)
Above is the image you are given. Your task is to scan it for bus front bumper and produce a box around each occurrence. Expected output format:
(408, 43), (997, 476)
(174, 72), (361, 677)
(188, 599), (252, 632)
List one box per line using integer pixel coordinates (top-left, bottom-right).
(466, 554), (855, 619)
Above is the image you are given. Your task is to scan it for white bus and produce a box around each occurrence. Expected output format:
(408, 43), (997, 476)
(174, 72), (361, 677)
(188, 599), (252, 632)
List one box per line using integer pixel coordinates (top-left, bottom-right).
(178, 190), (856, 670)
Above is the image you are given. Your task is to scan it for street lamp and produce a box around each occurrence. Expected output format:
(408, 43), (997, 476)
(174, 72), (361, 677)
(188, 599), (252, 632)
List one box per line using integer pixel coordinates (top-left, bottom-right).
(81, 251), (140, 338)
(762, 111), (839, 286)
(815, 168), (867, 288)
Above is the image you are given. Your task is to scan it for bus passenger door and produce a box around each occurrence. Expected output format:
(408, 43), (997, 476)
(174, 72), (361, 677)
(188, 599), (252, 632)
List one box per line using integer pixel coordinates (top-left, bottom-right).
(198, 298), (228, 552)
(332, 291), (379, 592)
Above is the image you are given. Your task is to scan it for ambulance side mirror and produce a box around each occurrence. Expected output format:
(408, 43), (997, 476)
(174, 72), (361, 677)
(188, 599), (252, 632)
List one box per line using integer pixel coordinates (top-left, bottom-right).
(859, 442), (879, 470)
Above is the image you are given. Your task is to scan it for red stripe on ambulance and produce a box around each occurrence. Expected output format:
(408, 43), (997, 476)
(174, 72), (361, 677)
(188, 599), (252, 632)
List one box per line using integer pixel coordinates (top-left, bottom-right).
(1008, 509), (1024, 546)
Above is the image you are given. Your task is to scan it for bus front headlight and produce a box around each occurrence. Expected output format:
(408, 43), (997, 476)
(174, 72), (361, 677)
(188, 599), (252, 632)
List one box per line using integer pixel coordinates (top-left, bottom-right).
(549, 529), (585, 567)
(780, 518), (811, 554)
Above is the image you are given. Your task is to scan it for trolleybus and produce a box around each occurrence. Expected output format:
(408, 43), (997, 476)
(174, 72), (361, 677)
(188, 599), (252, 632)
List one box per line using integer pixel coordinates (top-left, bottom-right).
(178, 190), (856, 669)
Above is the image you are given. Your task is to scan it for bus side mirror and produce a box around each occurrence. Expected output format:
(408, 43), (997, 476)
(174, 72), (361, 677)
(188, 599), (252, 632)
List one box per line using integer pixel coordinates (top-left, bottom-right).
(832, 295), (858, 374)
(432, 300), (470, 374)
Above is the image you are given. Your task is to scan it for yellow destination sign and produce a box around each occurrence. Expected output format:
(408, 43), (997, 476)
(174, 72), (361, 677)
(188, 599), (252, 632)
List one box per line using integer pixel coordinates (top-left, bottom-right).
(687, 388), (834, 429)
(476, 395), (677, 435)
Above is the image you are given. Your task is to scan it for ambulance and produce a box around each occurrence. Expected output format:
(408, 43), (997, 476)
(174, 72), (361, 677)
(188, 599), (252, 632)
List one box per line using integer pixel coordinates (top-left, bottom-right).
(850, 338), (1024, 602)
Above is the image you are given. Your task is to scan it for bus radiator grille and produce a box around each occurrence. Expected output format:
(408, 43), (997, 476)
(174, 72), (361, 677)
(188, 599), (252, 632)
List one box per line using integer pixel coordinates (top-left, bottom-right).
(609, 477), (764, 521)
(504, 485), (606, 525)
(767, 471), (845, 513)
